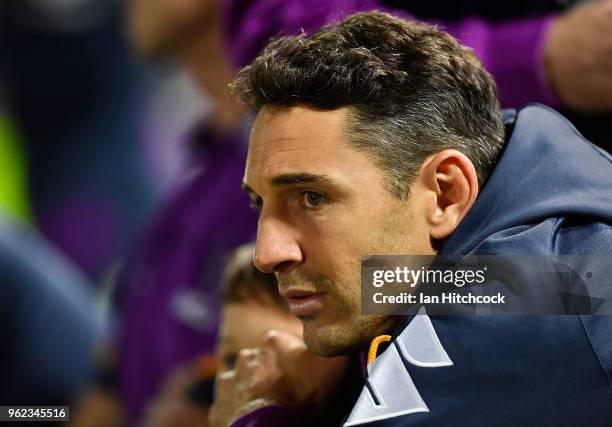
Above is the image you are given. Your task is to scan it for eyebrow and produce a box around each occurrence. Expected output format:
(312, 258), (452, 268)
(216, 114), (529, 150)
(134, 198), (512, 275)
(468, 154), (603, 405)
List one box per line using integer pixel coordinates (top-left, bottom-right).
(242, 172), (339, 195)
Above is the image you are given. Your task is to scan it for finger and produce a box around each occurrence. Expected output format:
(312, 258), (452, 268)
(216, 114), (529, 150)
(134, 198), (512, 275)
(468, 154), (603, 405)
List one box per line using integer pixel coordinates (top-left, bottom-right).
(234, 348), (275, 385)
(259, 330), (308, 372)
(240, 348), (260, 365)
(232, 349), (256, 379)
(213, 368), (235, 398)
(217, 369), (235, 382)
(260, 330), (306, 355)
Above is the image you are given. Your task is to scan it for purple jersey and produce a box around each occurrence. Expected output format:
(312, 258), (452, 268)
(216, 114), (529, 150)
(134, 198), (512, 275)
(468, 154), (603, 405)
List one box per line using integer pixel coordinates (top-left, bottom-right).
(116, 127), (257, 421)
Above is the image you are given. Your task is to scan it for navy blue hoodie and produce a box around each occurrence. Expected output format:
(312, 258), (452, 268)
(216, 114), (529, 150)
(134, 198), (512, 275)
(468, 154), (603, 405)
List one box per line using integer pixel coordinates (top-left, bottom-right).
(345, 104), (612, 426)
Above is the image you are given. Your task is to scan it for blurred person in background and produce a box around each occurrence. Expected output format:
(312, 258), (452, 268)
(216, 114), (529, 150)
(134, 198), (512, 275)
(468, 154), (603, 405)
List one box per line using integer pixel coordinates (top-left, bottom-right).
(137, 244), (355, 427)
(1, 2), (155, 416)
(212, 244), (355, 427)
(0, 0), (157, 280)
(111, 0), (258, 423)
(0, 93), (100, 410)
(73, 239), (354, 427)
(128, 0), (245, 135)
(215, 245), (305, 377)
(0, 217), (100, 408)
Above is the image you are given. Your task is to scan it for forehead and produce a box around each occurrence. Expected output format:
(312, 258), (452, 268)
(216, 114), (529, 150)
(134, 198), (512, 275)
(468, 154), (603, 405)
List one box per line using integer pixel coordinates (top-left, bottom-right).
(245, 106), (380, 188)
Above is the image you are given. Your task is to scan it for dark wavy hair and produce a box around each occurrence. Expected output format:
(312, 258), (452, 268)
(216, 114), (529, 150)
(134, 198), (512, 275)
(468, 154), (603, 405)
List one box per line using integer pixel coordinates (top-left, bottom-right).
(230, 12), (505, 197)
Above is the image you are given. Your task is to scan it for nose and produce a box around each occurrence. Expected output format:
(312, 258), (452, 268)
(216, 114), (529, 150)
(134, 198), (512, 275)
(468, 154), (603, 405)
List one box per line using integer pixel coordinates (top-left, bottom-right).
(254, 214), (303, 274)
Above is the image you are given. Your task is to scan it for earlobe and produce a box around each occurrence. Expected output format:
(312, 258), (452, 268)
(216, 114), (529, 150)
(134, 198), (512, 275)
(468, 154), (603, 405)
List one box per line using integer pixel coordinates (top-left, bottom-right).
(421, 150), (479, 241)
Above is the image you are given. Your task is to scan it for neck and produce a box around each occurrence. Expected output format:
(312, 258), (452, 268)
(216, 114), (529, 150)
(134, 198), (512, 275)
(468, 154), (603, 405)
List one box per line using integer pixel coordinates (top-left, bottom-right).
(176, 22), (244, 135)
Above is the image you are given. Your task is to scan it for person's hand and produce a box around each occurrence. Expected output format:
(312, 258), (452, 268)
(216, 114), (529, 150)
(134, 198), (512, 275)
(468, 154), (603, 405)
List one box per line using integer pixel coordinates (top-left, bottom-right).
(208, 330), (348, 427)
(142, 364), (210, 427)
(544, 0), (612, 112)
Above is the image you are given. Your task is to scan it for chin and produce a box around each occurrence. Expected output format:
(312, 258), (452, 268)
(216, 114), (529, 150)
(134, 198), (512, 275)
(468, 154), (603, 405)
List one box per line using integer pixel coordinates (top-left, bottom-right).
(127, 25), (175, 59)
(302, 318), (367, 357)
(302, 314), (400, 357)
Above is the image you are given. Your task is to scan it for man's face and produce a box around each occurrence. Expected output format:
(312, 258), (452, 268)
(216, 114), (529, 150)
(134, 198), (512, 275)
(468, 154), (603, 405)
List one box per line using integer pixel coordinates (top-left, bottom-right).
(243, 106), (435, 356)
(126, 0), (212, 57)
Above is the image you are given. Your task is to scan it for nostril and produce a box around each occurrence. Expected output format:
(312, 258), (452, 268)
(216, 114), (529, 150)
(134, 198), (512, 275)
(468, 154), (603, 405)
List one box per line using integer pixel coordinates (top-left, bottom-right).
(273, 260), (296, 274)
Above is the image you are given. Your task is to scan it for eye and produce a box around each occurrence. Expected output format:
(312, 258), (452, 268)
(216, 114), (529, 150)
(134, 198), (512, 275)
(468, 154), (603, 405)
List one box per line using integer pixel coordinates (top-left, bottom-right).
(302, 191), (325, 209)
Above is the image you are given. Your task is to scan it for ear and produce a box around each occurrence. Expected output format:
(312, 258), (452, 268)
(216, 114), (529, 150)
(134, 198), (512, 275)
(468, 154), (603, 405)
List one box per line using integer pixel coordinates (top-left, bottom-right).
(418, 149), (479, 240)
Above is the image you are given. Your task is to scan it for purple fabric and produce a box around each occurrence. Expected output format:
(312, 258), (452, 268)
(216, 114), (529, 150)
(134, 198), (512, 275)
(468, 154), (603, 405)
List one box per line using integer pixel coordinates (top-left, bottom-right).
(231, 406), (297, 427)
(39, 197), (122, 277)
(222, 0), (559, 108)
(117, 129), (258, 422)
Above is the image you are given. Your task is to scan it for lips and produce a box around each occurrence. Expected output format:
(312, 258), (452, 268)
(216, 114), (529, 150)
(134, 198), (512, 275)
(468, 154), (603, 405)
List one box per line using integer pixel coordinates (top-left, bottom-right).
(280, 288), (325, 317)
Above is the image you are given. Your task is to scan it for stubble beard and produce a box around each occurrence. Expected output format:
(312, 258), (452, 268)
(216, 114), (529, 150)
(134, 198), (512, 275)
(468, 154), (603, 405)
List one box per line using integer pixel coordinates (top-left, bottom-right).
(278, 270), (397, 357)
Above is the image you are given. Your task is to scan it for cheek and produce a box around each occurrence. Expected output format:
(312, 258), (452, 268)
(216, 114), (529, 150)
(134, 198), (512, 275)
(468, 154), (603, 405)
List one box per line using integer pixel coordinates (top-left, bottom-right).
(251, 313), (303, 340)
(281, 317), (304, 338)
(301, 214), (362, 262)
(226, 304), (304, 348)
(318, 201), (394, 252)
(233, 321), (270, 349)
(221, 305), (263, 350)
